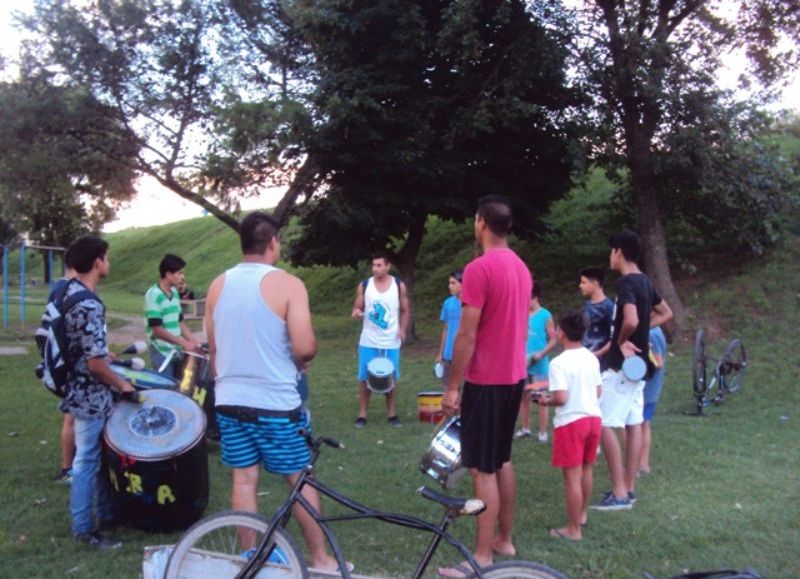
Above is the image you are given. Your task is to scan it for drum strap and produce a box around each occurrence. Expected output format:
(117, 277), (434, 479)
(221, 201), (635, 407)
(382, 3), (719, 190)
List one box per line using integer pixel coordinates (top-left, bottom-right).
(216, 405), (304, 423)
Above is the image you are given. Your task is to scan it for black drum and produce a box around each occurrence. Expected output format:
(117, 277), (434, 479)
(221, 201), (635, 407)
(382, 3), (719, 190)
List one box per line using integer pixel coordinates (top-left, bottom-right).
(178, 351), (219, 440)
(104, 389), (208, 532)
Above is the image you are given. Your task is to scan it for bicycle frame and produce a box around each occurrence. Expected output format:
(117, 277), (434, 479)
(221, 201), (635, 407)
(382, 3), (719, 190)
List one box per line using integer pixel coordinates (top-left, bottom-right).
(237, 454), (482, 579)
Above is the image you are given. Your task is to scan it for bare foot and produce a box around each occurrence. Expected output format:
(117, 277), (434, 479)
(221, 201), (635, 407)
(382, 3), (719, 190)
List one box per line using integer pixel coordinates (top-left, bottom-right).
(492, 538), (516, 557)
(549, 527), (581, 541)
(438, 560), (489, 578)
(308, 557), (354, 575)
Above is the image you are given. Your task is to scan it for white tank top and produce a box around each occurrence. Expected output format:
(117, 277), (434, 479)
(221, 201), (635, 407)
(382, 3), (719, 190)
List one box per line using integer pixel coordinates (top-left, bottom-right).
(213, 263), (300, 411)
(359, 277), (401, 349)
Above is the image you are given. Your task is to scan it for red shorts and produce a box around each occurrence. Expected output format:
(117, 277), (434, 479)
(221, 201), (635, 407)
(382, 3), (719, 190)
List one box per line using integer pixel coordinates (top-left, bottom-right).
(551, 416), (602, 468)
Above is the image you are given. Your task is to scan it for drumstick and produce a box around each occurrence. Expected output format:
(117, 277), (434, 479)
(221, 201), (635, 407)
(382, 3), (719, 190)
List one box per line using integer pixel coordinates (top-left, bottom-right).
(120, 341), (147, 355)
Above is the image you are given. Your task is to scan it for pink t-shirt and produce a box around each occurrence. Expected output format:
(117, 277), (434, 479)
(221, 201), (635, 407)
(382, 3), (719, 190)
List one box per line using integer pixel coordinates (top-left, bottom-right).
(461, 248), (532, 385)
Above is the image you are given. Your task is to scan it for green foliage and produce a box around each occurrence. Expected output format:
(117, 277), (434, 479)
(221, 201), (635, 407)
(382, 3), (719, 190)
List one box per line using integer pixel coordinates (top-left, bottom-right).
(0, 78), (138, 245)
(287, 0), (579, 268)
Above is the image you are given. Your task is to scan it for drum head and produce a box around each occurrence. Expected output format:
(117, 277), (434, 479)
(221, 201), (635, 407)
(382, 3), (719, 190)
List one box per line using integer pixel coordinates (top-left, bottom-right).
(105, 390), (206, 460)
(111, 364), (177, 390)
(367, 357), (394, 377)
(622, 356), (647, 381)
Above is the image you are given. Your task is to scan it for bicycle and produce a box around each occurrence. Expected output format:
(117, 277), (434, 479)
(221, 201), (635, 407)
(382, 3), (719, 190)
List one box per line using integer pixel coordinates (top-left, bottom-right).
(163, 431), (566, 579)
(691, 328), (747, 415)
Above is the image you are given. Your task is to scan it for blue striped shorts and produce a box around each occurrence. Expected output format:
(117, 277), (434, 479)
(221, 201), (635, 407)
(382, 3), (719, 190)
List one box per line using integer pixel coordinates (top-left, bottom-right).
(216, 409), (311, 474)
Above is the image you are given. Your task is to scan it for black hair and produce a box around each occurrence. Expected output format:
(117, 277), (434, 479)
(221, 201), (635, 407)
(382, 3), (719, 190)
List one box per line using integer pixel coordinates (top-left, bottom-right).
(371, 251), (391, 264)
(450, 269), (463, 283)
(240, 211), (280, 255)
(159, 254), (186, 278)
(558, 310), (588, 342)
(532, 280), (542, 299)
(609, 230), (641, 262)
(66, 236), (108, 274)
(580, 266), (605, 286)
(476, 195), (513, 237)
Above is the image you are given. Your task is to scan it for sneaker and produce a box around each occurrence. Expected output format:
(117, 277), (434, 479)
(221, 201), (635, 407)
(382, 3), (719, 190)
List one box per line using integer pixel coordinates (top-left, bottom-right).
(73, 530), (122, 550)
(354, 417), (367, 428)
(241, 546), (289, 564)
(54, 468), (72, 484)
(600, 489), (636, 503)
(387, 416), (402, 427)
(537, 431), (549, 444)
(590, 493), (632, 511)
(514, 428), (532, 439)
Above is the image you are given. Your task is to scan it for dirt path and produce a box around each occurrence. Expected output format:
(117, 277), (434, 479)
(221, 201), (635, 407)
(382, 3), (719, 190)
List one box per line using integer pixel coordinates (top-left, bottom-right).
(107, 312), (206, 347)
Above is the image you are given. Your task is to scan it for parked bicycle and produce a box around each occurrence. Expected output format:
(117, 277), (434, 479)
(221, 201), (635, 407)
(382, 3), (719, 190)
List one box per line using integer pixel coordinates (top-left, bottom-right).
(163, 430), (566, 579)
(692, 328), (747, 415)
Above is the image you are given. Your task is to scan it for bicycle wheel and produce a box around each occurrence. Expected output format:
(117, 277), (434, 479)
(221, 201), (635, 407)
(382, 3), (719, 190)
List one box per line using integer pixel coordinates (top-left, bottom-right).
(692, 328), (707, 396)
(718, 338), (747, 394)
(163, 510), (308, 579)
(477, 560), (568, 578)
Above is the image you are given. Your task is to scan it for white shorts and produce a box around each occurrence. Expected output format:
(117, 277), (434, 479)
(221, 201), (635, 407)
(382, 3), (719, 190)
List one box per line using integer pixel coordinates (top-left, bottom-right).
(599, 370), (644, 428)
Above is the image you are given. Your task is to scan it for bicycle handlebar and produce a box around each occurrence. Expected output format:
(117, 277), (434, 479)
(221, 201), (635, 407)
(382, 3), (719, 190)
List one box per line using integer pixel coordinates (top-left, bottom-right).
(298, 429), (345, 451)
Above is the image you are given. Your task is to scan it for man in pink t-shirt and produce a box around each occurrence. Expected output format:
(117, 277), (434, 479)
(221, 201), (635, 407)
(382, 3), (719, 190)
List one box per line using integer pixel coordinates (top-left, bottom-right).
(441, 195), (532, 576)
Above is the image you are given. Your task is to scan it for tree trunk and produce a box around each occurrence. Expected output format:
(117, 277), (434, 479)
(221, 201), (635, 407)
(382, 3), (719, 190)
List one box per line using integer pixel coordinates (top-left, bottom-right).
(393, 214), (427, 342)
(628, 135), (686, 339)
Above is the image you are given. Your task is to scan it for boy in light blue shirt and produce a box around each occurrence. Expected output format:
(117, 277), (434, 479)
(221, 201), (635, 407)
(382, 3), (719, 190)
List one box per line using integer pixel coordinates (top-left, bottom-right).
(436, 270), (463, 387)
(638, 326), (667, 475)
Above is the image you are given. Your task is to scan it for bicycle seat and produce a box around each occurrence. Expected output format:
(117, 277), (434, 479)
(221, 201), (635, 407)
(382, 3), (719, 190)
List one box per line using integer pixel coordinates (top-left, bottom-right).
(417, 486), (486, 516)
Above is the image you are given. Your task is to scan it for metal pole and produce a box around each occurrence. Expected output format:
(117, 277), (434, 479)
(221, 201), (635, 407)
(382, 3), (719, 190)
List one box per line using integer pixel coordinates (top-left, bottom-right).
(48, 249), (54, 293)
(2, 245), (8, 327)
(20, 243), (26, 325)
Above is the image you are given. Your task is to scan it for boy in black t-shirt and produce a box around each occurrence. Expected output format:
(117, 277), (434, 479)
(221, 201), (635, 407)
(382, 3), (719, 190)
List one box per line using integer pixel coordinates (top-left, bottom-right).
(579, 267), (614, 372)
(591, 231), (672, 511)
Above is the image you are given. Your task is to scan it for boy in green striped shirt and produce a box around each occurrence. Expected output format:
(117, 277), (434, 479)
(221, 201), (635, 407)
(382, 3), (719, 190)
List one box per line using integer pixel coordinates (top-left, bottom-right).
(144, 254), (201, 378)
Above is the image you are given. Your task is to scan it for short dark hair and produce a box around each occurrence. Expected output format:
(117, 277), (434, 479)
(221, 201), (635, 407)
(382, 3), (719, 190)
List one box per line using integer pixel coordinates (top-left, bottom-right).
(450, 269), (463, 283)
(240, 211), (280, 255)
(532, 280), (542, 300)
(476, 195), (513, 237)
(371, 251), (390, 264)
(66, 236), (108, 274)
(159, 254), (186, 278)
(609, 230), (641, 262)
(558, 310), (588, 342)
(580, 267), (605, 286)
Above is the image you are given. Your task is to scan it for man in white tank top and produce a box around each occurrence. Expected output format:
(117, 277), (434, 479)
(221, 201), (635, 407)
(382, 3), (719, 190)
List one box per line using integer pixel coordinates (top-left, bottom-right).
(351, 252), (410, 427)
(204, 212), (341, 572)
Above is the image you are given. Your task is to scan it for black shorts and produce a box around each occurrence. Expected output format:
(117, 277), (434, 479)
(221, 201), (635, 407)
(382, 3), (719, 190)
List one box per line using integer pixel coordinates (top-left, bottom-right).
(460, 380), (524, 474)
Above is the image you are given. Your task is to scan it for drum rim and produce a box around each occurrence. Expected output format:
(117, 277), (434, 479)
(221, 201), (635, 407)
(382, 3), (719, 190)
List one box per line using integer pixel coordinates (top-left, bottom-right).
(104, 390), (206, 460)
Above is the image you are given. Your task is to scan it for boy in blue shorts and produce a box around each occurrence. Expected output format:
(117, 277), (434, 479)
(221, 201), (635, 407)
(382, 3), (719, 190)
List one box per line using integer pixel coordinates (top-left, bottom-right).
(638, 326), (667, 475)
(515, 282), (557, 443)
(537, 311), (602, 541)
(436, 270), (463, 387)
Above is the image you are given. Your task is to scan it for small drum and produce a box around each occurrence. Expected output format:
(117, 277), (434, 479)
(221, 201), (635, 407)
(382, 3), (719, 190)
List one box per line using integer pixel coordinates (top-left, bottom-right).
(417, 391), (444, 424)
(419, 416), (467, 489)
(366, 357), (395, 394)
(178, 351), (218, 440)
(104, 389), (209, 532)
(622, 356), (647, 381)
(110, 363), (177, 390)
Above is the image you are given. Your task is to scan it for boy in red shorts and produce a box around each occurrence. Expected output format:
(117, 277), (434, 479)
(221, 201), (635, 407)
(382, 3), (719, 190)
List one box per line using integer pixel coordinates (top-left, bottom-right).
(536, 311), (602, 541)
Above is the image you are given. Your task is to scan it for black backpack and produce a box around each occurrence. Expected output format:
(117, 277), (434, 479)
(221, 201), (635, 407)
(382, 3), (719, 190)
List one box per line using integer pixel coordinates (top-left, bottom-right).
(35, 280), (99, 398)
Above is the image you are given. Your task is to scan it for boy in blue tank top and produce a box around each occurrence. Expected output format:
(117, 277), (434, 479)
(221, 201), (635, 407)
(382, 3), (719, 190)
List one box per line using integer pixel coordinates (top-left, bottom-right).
(515, 282), (557, 443)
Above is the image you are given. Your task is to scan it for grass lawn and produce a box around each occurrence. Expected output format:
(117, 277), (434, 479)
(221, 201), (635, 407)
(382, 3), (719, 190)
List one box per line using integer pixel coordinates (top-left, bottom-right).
(1, 237), (799, 578)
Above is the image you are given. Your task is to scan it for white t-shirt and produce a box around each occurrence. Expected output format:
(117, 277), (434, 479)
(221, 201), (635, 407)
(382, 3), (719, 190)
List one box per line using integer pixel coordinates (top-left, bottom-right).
(548, 347), (602, 428)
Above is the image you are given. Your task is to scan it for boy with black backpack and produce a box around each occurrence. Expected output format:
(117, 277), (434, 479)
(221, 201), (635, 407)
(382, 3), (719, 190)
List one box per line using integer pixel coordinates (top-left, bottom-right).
(54, 236), (138, 549)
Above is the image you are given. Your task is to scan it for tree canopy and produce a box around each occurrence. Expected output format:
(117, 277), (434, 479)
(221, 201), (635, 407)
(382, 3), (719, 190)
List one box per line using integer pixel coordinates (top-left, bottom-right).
(572, 0), (799, 332)
(0, 77), (138, 246)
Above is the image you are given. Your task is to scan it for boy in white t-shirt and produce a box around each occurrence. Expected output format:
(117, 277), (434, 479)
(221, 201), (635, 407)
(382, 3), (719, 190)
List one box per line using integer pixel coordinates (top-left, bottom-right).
(536, 311), (602, 541)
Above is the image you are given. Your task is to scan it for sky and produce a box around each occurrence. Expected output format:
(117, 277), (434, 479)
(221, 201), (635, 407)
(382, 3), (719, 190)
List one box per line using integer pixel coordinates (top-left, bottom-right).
(1, 1), (798, 232)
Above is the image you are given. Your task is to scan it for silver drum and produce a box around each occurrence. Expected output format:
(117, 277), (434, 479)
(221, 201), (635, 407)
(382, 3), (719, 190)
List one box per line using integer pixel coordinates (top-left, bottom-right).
(419, 416), (467, 489)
